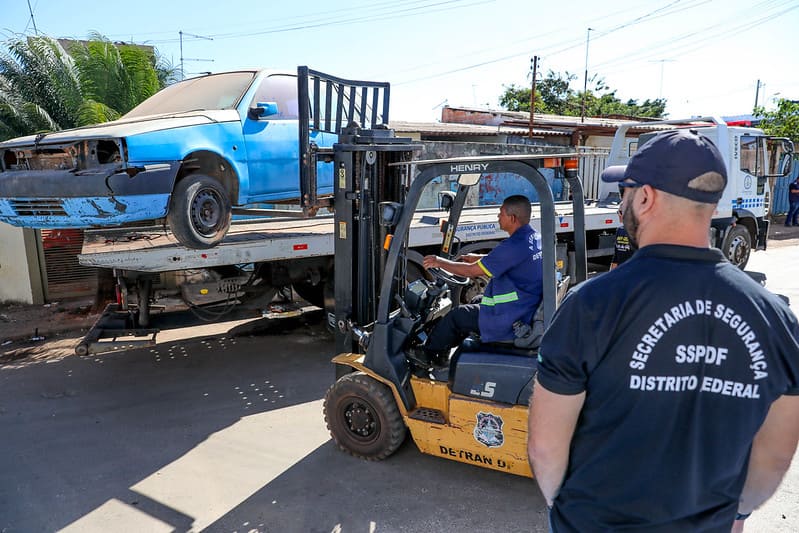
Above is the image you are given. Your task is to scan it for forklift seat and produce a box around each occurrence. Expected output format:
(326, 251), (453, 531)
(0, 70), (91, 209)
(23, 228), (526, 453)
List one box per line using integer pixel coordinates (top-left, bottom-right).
(448, 349), (538, 405)
(460, 275), (571, 356)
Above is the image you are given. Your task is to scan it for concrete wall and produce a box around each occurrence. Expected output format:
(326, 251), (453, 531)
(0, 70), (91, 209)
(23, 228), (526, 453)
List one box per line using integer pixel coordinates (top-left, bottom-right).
(0, 223), (45, 304)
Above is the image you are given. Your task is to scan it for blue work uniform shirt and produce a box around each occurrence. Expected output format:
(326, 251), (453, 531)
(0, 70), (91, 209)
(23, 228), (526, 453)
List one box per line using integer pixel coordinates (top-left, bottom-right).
(476, 224), (543, 342)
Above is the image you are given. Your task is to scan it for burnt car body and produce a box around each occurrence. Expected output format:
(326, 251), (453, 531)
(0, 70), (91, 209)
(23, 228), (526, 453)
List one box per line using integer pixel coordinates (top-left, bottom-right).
(0, 69), (337, 248)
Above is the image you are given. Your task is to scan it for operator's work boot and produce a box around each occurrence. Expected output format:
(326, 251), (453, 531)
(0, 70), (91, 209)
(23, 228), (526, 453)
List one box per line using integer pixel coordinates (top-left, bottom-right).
(429, 352), (451, 381)
(407, 345), (433, 371)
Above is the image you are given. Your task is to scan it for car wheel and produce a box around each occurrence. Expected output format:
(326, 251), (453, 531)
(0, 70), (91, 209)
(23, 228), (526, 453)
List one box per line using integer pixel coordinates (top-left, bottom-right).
(167, 174), (232, 249)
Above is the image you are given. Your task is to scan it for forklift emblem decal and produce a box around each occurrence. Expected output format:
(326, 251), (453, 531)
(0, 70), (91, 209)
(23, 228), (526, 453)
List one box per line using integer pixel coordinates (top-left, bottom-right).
(474, 412), (504, 448)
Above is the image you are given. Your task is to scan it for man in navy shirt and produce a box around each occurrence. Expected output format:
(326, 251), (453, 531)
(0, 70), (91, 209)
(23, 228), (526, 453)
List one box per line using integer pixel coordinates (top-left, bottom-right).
(528, 129), (799, 532)
(422, 194), (543, 358)
(786, 176), (799, 226)
(603, 166), (637, 270)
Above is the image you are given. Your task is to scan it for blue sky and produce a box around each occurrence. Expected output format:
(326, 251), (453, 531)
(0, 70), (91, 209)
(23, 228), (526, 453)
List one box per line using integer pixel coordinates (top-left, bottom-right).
(3, 0), (797, 121)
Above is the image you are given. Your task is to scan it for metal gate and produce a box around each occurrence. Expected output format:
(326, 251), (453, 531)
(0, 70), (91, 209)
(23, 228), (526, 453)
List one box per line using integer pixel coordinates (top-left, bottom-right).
(578, 147), (610, 200)
(41, 229), (98, 301)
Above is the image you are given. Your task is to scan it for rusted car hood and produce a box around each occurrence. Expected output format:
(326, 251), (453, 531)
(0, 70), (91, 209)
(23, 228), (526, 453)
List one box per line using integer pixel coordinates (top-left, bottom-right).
(0, 109), (242, 148)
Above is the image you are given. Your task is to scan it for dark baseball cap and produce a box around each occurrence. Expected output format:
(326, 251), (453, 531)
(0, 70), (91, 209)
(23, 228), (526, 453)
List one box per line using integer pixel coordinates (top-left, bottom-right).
(601, 129), (728, 204)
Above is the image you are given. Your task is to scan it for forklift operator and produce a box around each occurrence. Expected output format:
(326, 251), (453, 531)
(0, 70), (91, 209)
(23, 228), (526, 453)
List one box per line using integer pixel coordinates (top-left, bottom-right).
(421, 194), (544, 360)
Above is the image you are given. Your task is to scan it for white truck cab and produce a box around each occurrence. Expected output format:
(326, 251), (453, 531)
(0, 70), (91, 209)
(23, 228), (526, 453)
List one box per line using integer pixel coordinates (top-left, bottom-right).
(600, 116), (794, 268)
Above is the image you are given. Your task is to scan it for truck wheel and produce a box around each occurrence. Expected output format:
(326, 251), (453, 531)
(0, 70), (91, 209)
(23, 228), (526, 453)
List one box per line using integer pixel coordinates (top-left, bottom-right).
(324, 372), (406, 460)
(167, 174), (232, 249)
(721, 225), (751, 269)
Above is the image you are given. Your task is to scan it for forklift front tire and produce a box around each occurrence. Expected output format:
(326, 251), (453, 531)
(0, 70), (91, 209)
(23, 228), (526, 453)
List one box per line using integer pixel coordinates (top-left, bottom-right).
(324, 372), (406, 460)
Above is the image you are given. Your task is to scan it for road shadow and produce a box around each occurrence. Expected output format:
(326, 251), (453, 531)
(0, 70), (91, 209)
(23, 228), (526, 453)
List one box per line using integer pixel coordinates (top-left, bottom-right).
(0, 324), (336, 532)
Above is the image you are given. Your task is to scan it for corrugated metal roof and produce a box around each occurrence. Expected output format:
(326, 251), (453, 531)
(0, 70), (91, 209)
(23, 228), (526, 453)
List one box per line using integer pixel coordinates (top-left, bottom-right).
(443, 105), (662, 129)
(389, 120), (570, 137)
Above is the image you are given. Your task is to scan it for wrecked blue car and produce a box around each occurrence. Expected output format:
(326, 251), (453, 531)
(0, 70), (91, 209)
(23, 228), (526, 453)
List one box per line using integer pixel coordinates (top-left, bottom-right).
(0, 68), (390, 248)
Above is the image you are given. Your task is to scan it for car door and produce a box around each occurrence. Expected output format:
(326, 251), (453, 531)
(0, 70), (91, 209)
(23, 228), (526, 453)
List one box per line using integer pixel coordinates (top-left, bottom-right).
(241, 74), (335, 202)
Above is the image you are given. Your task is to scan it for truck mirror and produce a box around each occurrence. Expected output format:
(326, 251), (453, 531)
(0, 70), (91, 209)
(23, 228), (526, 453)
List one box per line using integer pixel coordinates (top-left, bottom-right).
(248, 101), (280, 120)
(761, 137), (794, 177)
(778, 152), (793, 177)
(378, 202), (403, 227)
(438, 191), (456, 211)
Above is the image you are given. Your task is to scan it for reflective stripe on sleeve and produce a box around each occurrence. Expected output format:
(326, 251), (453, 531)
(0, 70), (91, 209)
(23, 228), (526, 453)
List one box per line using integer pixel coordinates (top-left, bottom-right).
(477, 260), (493, 277)
(481, 291), (519, 306)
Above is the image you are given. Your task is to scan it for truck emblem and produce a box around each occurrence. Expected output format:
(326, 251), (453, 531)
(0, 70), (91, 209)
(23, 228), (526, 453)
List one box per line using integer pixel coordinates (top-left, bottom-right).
(474, 412), (504, 448)
(744, 175), (752, 190)
(451, 163), (489, 173)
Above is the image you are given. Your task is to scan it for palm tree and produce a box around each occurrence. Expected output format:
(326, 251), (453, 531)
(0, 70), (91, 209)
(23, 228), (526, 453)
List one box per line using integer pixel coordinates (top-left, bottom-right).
(0, 33), (177, 141)
(0, 35), (83, 138)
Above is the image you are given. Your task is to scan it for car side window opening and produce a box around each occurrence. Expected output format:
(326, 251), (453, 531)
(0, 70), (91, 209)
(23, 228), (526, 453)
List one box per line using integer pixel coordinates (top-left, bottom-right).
(250, 75), (299, 120)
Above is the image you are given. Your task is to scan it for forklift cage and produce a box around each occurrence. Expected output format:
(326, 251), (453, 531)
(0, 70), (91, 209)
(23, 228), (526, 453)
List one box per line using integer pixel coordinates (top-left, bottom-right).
(298, 66), (391, 213)
(365, 154), (588, 408)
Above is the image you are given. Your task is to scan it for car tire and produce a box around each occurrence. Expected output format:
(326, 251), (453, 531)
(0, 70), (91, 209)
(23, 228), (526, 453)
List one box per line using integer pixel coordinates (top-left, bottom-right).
(167, 174), (232, 249)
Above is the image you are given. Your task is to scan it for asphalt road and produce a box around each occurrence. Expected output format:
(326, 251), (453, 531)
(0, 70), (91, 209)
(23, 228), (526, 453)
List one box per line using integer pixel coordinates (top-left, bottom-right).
(1, 243), (798, 533)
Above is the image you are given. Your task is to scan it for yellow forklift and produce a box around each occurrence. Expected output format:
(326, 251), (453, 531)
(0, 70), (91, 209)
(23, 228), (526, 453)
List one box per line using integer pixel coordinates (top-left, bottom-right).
(323, 127), (588, 477)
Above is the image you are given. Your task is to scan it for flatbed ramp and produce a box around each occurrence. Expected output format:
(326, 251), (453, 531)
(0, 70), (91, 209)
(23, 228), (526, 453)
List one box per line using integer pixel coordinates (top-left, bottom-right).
(79, 202), (621, 272)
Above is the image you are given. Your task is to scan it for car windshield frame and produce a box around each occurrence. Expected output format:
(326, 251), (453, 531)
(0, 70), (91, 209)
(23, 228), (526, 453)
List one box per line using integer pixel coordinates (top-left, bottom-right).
(123, 71), (258, 118)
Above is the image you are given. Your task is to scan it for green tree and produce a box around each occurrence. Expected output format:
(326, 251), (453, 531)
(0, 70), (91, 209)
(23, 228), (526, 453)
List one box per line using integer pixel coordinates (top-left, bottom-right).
(67, 32), (168, 118)
(0, 35), (84, 137)
(0, 33), (177, 141)
(755, 99), (799, 143)
(499, 70), (666, 119)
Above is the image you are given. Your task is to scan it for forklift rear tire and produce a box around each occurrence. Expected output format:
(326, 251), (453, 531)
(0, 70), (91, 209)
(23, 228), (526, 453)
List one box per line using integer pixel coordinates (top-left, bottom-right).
(324, 372), (406, 460)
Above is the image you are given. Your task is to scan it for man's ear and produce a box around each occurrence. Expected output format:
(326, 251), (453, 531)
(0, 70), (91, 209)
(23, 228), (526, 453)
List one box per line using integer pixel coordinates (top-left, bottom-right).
(636, 185), (657, 215)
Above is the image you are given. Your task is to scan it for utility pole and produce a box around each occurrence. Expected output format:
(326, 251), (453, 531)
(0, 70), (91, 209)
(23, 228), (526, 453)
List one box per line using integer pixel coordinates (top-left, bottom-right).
(580, 28), (594, 123)
(529, 55), (539, 138)
(26, 0), (38, 34)
(179, 31), (214, 80)
(754, 79), (762, 109)
(649, 59), (674, 100)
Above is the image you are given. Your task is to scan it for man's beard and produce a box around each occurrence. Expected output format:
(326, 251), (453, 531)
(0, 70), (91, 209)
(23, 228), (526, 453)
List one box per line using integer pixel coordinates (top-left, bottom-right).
(623, 201), (640, 249)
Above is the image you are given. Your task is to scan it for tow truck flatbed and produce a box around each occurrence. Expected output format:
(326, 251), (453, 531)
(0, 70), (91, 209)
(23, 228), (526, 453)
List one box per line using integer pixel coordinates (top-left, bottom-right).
(78, 201), (620, 273)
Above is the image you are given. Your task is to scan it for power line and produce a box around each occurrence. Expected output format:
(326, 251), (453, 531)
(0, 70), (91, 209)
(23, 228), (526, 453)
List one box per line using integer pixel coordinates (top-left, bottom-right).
(393, 0), (711, 86)
(594, 0), (797, 73)
(104, 0), (436, 40)
(142, 0), (488, 44)
(370, 1), (640, 79)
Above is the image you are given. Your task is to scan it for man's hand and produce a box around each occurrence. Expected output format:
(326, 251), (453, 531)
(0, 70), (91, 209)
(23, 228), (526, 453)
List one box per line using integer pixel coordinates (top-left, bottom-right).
(730, 519), (745, 533)
(423, 255), (440, 270)
(422, 255), (484, 278)
(460, 253), (485, 264)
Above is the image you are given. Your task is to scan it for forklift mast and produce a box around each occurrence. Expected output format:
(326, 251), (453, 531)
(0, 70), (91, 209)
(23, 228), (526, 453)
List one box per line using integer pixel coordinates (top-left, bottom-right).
(332, 126), (420, 362)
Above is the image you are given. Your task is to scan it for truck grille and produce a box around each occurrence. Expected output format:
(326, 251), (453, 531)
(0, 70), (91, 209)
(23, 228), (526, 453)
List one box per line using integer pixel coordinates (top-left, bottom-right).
(10, 199), (67, 216)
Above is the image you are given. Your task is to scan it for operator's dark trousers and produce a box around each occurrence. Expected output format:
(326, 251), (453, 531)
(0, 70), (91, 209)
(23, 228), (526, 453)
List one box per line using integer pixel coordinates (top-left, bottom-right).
(787, 201), (799, 226)
(425, 304), (480, 355)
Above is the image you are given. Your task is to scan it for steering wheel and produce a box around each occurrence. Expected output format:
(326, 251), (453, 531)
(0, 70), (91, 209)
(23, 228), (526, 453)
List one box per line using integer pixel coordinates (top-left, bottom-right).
(427, 267), (471, 287)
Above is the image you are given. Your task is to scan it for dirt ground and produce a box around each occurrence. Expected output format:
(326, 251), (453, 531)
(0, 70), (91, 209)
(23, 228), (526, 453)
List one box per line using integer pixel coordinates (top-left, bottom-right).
(0, 297), (100, 363)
